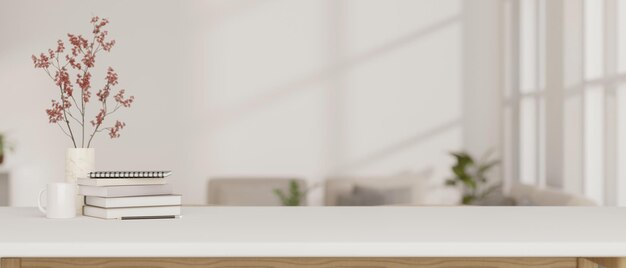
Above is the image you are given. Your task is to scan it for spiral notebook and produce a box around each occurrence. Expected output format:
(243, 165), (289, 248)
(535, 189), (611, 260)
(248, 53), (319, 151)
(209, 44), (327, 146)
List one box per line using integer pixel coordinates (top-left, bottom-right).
(88, 171), (172, 179)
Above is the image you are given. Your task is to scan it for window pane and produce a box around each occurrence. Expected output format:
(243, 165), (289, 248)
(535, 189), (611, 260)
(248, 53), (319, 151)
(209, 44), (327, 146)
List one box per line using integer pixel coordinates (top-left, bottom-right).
(618, 86), (626, 205)
(563, 0), (584, 89)
(619, 0), (626, 73)
(503, 0), (514, 100)
(520, 97), (537, 184)
(504, 105), (514, 187)
(584, 0), (604, 80)
(519, 0), (537, 92)
(538, 97), (546, 185)
(538, 0), (546, 89)
(584, 86), (605, 204)
(563, 94), (584, 194)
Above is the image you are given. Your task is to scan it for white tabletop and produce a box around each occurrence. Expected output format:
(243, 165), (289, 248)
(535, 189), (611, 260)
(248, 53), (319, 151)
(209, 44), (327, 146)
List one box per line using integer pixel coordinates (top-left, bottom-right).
(1, 206), (626, 257)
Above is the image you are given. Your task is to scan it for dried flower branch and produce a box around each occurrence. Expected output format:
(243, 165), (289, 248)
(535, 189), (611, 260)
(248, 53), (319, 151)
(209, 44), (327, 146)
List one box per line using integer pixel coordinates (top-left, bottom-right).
(32, 16), (134, 148)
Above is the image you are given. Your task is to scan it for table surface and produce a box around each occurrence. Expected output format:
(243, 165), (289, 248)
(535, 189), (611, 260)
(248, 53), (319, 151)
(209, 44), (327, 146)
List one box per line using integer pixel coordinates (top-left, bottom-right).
(1, 206), (626, 257)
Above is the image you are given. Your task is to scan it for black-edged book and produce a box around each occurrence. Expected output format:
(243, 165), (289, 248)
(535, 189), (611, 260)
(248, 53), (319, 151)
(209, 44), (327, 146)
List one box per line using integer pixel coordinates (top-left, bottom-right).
(88, 171), (172, 178)
(82, 205), (181, 220)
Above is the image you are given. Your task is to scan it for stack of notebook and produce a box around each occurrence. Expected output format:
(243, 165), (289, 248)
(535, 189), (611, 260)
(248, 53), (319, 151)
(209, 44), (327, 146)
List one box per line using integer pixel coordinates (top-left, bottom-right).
(78, 171), (181, 220)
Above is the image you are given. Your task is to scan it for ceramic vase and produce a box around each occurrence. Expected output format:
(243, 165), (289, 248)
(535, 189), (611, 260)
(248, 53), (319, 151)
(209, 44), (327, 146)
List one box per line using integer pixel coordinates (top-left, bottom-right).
(65, 148), (95, 213)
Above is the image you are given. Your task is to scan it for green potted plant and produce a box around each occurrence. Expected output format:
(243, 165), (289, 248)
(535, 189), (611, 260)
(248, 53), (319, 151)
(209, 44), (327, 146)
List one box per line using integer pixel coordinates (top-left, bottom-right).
(273, 180), (308, 206)
(0, 133), (14, 165)
(445, 151), (500, 205)
(0, 134), (4, 165)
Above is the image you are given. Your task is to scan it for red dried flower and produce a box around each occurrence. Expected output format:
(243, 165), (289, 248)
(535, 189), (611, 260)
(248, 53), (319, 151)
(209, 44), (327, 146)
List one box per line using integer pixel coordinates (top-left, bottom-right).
(102, 40), (115, 52)
(109, 120), (125, 138)
(82, 51), (95, 68)
(65, 55), (81, 70)
(56, 40), (65, 53)
(31, 53), (51, 68)
(77, 72), (91, 102)
(106, 67), (118, 85)
(54, 68), (74, 96)
(96, 31), (107, 45)
(46, 100), (64, 123)
(91, 16), (112, 51)
(93, 18), (109, 34)
(34, 16), (133, 148)
(114, 89), (134, 108)
(91, 108), (105, 126)
(48, 49), (55, 61)
(71, 47), (78, 57)
(96, 85), (110, 102)
(67, 34), (88, 50)
(76, 72), (90, 90)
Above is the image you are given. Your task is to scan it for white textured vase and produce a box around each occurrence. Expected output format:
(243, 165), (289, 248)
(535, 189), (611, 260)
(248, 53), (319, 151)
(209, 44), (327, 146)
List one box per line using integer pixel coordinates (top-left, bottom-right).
(65, 148), (95, 184)
(65, 148), (95, 213)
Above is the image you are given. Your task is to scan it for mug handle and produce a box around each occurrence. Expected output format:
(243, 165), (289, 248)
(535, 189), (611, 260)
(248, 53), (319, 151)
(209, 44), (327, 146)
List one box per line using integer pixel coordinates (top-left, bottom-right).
(38, 187), (47, 214)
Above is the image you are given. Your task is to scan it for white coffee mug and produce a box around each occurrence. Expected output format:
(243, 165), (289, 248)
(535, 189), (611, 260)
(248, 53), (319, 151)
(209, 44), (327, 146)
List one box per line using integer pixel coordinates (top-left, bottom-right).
(38, 182), (76, 219)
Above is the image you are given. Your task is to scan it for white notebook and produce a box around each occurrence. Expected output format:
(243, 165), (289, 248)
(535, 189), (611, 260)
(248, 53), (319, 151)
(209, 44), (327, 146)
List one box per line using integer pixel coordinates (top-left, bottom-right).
(78, 178), (166, 186)
(83, 205), (181, 220)
(79, 184), (173, 197)
(85, 195), (181, 208)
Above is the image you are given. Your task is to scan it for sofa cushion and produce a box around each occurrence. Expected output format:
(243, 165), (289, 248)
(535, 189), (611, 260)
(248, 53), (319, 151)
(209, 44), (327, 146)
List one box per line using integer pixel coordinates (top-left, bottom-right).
(336, 185), (412, 206)
(325, 171), (431, 206)
(508, 182), (597, 206)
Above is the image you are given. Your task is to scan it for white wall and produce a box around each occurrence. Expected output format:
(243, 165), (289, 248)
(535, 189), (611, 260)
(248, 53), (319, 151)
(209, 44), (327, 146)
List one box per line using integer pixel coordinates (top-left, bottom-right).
(0, 0), (501, 206)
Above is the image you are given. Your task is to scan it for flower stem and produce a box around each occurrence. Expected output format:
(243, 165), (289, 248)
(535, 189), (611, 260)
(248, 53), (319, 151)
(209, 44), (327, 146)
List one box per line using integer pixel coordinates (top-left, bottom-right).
(58, 86), (77, 148)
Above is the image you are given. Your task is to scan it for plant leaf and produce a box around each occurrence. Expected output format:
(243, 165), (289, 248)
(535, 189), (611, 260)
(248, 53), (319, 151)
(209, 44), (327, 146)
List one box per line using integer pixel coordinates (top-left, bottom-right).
(464, 178), (477, 189)
(452, 166), (465, 177)
(462, 195), (475, 205)
(445, 179), (457, 186)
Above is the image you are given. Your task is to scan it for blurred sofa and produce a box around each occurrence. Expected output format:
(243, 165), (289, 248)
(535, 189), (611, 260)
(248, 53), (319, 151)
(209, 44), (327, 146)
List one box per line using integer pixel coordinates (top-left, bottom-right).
(324, 174), (597, 206)
(208, 177), (306, 206)
(324, 171), (460, 206)
(507, 182), (597, 206)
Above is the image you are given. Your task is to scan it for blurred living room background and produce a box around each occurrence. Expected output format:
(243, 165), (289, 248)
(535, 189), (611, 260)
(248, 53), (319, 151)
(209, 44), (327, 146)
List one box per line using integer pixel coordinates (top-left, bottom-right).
(0, 0), (622, 207)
